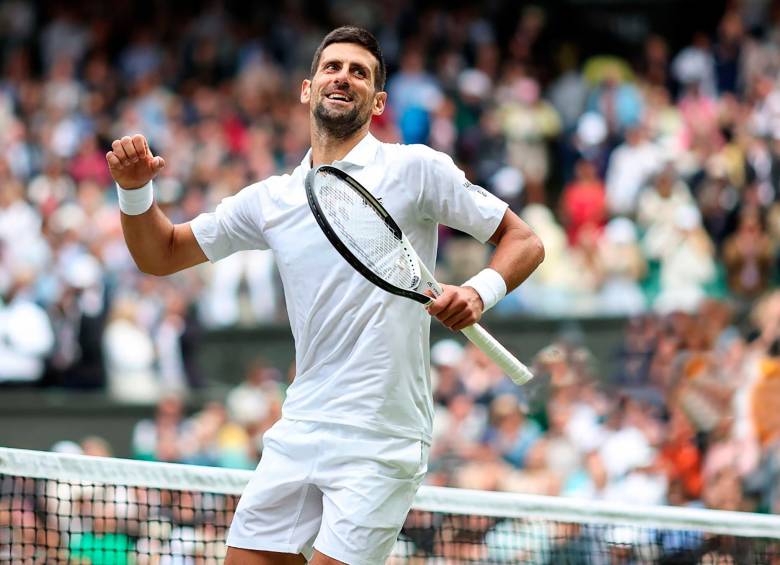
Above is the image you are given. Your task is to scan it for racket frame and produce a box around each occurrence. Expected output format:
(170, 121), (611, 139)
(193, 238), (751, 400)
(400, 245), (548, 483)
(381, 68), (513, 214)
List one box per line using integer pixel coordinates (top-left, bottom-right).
(306, 165), (429, 304)
(305, 164), (533, 385)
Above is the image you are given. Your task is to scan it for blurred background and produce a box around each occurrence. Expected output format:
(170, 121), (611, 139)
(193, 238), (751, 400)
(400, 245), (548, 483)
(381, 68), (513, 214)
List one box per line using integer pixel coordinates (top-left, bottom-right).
(2, 0), (780, 516)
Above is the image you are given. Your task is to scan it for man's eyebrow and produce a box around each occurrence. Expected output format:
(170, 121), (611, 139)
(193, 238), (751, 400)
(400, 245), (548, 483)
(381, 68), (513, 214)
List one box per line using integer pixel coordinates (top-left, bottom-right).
(320, 57), (340, 68)
(320, 57), (372, 76)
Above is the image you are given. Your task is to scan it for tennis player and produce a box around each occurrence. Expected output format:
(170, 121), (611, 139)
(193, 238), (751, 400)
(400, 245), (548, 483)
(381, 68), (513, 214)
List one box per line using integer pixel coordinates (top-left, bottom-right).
(107, 26), (543, 565)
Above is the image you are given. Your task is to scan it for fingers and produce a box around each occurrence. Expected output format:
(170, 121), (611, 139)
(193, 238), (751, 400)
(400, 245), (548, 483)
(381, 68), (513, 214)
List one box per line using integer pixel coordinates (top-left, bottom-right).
(111, 138), (129, 162)
(152, 156), (166, 172)
(449, 312), (477, 332)
(105, 151), (121, 169)
(109, 134), (152, 166)
(121, 135), (139, 162)
(438, 305), (478, 331)
(131, 134), (147, 159)
(106, 134), (163, 188)
(427, 285), (482, 331)
(426, 290), (453, 316)
(142, 135), (153, 160)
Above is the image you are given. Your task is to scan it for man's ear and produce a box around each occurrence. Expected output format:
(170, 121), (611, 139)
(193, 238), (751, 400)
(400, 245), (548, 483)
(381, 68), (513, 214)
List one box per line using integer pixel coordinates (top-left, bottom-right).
(301, 79), (312, 104)
(372, 91), (387, 116)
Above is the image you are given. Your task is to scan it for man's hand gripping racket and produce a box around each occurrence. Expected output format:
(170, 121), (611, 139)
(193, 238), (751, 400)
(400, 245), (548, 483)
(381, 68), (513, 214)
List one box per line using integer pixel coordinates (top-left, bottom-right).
(305, 165), (533, 386)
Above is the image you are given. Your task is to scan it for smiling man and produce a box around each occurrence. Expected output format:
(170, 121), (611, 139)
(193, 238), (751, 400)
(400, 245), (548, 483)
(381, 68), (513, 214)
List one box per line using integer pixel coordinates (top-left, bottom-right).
(106, 27), (543, 565)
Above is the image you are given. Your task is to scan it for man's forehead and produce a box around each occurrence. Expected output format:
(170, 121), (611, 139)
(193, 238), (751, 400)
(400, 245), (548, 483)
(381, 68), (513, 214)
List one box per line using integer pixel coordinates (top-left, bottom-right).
(319, 42), (375, 67)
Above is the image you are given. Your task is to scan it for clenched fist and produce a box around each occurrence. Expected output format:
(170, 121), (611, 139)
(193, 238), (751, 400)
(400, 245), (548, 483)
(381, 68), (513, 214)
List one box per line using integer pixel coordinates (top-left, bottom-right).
(106, 134), (165, 189)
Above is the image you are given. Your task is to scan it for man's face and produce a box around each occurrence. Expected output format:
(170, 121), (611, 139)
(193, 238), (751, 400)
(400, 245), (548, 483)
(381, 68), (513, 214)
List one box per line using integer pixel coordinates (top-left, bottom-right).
(301, 42), (386, 138)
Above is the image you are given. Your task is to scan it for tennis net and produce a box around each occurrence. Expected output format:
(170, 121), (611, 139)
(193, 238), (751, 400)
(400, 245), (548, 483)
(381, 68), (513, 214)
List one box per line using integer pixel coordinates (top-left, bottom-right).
(2, 446), (780, 564)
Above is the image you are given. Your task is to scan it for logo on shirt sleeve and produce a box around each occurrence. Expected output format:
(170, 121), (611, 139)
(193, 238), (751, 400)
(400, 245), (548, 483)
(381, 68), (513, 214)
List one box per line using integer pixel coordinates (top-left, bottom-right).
(463, 181), (489, 198)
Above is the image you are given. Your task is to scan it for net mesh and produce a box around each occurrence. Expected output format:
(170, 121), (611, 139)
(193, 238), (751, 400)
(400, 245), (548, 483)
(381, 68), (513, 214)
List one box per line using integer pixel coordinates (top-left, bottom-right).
(3, 447), (780, 564)
(313, 170), (419, 290)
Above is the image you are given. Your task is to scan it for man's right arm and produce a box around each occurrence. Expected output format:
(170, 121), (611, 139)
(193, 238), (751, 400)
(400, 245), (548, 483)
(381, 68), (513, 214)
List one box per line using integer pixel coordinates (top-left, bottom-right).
(107, 134), (207, 276)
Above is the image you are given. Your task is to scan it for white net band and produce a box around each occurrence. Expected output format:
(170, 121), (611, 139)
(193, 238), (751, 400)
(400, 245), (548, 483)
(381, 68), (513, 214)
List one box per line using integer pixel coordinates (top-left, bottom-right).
(3, 447), (780, 540)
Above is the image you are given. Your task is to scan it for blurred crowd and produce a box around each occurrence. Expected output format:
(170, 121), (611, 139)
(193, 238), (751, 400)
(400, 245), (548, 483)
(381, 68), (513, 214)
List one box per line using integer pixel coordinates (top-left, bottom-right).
(20, 289), (780, 563)
(427, 292), (780, 518)
(1, 0), (780, 534)
(49, 289), (780, 522)
(2, 1), (780, 395)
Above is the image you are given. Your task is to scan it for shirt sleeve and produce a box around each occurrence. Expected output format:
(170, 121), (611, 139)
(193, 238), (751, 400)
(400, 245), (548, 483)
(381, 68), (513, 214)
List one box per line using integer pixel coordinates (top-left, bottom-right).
(189, 183), (269, 262)
(415, 146), (508, 243)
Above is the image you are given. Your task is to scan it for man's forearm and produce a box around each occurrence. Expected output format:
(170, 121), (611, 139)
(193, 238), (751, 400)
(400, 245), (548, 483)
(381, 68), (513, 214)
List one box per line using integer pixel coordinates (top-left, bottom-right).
(121, 204), (206, 276)
(121, 203), (177, 276)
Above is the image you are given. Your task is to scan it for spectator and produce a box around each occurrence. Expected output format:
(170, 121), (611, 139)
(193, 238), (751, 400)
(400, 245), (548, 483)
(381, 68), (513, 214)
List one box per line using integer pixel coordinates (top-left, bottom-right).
(564, 223), (606, 314)
(559, 158), (606, 245)
(547, 43), (588, 132)
(80, 435), (113, 458)
(637, 162), (696, 235)
(605, 126), (662, 216)
(482, 394), (542, 469)
(653, 205), (717, 314)
(598, 400), (667, 506)
(498, 74), (561, 200)
(386, 44), (443, 144)
(225, 358), (283, 455)
(585, 60), (644, 136)
(200, 249), (278, 327)
(103, 297), (158, 403)
(431, 339), (467, 408)
(0, 174), (47, 276)
(671, 32), (717, 98)
(599, 217), (647, 315)
(659, 407), (703, 505)
(131, 394), (191, 462)
(722, 209), (773, 300)
(504, 203), (571, 315)
(0, 269), (55, 384)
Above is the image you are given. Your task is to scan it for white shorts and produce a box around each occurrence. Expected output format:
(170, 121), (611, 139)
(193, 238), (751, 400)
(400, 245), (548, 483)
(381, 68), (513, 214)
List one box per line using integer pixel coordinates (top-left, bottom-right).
(226, 418), (429, 565)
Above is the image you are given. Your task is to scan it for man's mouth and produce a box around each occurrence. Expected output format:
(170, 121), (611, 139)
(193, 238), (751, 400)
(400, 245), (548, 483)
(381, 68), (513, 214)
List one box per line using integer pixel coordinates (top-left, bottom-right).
(325, 92), (352, 102)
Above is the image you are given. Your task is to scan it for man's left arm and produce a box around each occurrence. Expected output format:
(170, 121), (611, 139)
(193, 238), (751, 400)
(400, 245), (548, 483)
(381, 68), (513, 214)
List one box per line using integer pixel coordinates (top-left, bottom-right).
(427, 209), (544, 331)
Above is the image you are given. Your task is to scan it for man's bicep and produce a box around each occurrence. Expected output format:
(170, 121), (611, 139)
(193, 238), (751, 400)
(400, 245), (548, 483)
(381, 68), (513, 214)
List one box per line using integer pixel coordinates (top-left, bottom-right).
(170, 223), (209, 272)
(487, 209), (534, 246)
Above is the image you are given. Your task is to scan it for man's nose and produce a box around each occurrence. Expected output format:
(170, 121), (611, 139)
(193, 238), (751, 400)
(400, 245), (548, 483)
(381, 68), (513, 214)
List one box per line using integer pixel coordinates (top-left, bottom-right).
(331, 67), (351, 85)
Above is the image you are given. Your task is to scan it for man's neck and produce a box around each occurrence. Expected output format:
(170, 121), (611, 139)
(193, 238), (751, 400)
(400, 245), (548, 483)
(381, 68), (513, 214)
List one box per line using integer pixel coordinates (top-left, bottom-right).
(310, 122), (370, 167)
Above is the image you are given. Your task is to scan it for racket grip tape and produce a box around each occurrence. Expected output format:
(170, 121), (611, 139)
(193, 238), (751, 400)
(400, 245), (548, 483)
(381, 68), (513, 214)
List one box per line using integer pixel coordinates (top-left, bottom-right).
(460, 324), (534, 385)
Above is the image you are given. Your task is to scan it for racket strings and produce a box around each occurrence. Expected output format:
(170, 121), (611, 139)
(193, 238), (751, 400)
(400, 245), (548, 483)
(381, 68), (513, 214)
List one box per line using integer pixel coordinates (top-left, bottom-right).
(316, 175), (418, 290)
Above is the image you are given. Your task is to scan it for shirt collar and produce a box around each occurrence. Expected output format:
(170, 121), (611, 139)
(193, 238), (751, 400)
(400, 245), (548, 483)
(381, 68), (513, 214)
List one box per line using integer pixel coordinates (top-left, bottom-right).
(299, 133), (380, 172)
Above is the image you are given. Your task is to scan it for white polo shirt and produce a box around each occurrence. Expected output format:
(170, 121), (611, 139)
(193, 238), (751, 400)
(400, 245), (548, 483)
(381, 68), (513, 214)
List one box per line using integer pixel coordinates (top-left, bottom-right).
(190, 134), (507, 444)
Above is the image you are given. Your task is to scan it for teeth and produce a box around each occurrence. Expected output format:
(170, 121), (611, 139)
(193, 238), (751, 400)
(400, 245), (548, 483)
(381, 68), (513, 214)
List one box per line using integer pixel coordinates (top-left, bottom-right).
(328, 94), (349, 101)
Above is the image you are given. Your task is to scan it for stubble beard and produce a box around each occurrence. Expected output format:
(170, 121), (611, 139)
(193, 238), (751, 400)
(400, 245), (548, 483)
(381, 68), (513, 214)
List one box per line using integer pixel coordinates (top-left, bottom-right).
(313, 95), (372, 140)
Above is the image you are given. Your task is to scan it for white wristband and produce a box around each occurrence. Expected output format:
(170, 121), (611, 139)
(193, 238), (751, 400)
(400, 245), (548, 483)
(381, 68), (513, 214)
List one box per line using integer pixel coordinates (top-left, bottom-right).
(117, 181), (154, 215)
(463, 268), (506, 312)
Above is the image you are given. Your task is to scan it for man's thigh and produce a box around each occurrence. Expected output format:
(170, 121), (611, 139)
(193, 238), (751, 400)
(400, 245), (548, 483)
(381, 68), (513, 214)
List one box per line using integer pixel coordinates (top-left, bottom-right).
(227, 420), (429, 565)
(312, 425), (429, 565)
(227, 420), (323, 559)
(224, 547), (307, 565)
(223, 546), (348, 565)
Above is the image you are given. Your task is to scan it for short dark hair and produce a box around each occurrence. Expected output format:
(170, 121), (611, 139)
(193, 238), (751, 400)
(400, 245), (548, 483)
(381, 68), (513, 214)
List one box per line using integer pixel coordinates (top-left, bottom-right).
(310, 26), (386, 91)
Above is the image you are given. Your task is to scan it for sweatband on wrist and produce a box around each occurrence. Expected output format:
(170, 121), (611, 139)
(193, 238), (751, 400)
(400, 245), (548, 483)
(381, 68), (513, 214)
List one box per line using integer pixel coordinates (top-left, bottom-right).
(463, 268), (507, 312)
(117, 181), (154, 215)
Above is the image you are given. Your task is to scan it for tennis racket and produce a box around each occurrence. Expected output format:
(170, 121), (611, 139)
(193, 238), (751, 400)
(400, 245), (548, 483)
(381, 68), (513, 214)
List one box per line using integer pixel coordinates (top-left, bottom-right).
(305, 164), (533, 386)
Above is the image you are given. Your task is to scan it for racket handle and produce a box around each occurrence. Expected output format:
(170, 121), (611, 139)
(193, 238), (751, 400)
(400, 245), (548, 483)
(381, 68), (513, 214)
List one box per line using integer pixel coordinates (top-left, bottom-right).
(416, 260), (532, 385)
(460, 324), (534, 386)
